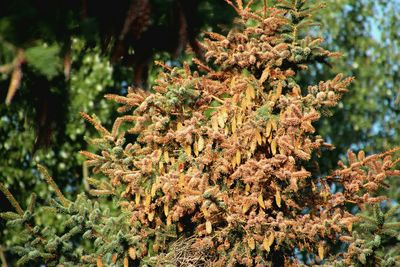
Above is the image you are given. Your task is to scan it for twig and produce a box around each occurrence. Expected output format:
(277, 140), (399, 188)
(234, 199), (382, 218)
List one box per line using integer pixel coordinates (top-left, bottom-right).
(0, 183), (24, 215)
(0, 245), (8, 267)
(210, 95), (226, 104)
(264, 0), (267, 17)
(37, 164), (70, 207)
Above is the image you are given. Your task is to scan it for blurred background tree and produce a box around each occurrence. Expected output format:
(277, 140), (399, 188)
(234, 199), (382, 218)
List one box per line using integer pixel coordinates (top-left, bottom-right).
(1, 0), (399, 264)
(316, 0), (400, 170)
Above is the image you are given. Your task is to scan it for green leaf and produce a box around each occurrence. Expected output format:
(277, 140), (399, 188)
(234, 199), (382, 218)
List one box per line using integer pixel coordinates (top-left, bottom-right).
(25, 44), (61, 79)
(203, 99), (221, 119)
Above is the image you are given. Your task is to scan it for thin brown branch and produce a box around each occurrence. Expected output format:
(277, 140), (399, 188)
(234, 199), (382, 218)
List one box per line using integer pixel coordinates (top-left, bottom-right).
(0, 183), (24, 215)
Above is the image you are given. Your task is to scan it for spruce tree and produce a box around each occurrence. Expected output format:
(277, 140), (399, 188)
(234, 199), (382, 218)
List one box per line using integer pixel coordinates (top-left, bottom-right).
(1, 0), (399, 266)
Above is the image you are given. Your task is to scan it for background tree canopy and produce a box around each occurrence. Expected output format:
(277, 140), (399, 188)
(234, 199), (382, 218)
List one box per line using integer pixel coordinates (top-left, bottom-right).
(0, 0), (399, 264)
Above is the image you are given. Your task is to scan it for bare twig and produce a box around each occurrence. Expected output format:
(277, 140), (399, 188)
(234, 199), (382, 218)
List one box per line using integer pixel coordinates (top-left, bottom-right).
(0, 245), (8, 267)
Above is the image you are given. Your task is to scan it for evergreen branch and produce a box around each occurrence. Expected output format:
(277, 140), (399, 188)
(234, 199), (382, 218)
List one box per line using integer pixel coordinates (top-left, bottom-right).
(89, 189), (114, 196)
(0, 183), (24, 215)
(225, 0), (241, 14)
(384, 205), (399, 220)
(192, 58), (212, 73)
(154, 60), (173, 72)
(37, 164), (70, 207)
(28, 193), (37, 213)
(0, 212), (21, 220)
(381, 228), (399, 237)
(80, 112), (111, 136)
(379, 146), (400, 158)
(383, 222), (400, 228)
(86, 177), (113, 191)
(86, 177), (103, 189)
(0, 184), (46, 246)
(3, 1), (399, 266)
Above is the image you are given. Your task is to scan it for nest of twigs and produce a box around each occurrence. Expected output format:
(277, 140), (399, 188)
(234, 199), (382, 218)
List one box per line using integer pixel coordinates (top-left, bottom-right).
(151, 237), (213, 267)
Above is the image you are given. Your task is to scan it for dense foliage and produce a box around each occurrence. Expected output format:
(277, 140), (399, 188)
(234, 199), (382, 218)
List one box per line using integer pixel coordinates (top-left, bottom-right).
(0, 0), (236, 228)
(1, 1), (399, 266)
(0, 1), (236, 263)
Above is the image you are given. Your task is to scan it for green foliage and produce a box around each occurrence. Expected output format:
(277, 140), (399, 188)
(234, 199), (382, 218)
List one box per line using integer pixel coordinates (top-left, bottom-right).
(0, 39), (116, 266)
(71, 0), (398, 265)
(340, 204), (400, 267)
(0, 167), (139, 266)
(0, 37), (114, 196)
(1, 194), (136, 266)
(25, 44), (61, 79)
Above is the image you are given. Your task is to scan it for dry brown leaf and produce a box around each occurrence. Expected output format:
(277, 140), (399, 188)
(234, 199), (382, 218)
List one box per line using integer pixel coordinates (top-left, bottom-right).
(258, 194), (265, 209)
(259, 66), (270, 84)
(96, 256), (103, 267)
(271, 139), (277, 155)
(248, 236), (256, 250)
(128, 247), (136, 260)
(206, 221), (212, 234)
(275, 190), (281, 207)
(318, 243), (325, 260)
(164, 150), (170, 163)
(198, 135), (205, 152)
(164, 203), (169, 216)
